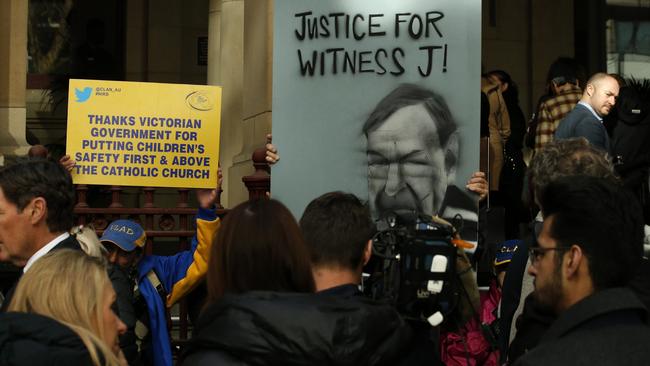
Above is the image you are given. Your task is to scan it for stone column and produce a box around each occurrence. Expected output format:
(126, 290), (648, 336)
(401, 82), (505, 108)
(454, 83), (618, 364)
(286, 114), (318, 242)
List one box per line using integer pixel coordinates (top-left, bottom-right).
(0, 0), (30, 165)
(209, 0), (245, 208)
(207, 0), (222, 84)
(227, 0), (273, 205)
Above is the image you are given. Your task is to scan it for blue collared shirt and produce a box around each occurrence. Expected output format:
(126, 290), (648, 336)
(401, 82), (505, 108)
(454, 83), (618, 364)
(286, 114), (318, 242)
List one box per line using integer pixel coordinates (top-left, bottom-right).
(578, 101), (603, 122)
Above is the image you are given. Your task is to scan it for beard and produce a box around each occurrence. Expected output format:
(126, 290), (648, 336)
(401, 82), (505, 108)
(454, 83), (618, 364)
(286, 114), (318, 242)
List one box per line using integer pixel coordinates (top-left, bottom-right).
(532, 263), (564, 315)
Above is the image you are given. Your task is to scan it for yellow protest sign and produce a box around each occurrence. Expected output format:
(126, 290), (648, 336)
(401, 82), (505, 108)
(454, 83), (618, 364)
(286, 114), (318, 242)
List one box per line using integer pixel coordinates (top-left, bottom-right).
(66, 79), (221, 189)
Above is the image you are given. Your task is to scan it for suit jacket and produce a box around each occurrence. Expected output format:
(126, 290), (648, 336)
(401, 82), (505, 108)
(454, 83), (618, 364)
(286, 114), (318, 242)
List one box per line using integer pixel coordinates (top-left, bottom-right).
(0, 234), (81, 312)
(52, 234), (82, 252)
(554, 103), (610, 152)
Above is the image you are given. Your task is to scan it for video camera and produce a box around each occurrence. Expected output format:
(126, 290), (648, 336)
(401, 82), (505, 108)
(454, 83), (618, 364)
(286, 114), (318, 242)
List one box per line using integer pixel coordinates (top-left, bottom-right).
(363, 212), (461, 325)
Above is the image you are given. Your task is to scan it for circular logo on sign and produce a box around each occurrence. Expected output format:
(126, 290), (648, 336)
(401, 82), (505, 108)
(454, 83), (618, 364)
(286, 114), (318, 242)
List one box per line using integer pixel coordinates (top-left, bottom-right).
(186, 91), (214, 111)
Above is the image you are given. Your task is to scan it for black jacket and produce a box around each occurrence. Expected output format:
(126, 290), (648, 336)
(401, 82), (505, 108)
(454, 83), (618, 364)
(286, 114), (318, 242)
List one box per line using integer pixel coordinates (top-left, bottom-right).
(610, 85), (650, 191)
(0, 312), (94, 366)
(108, 265), (141, 365)
(507, 257), (650, 364)
(1, 235), (81, 312)
(182, 291), (412, 366)
(513, 287), (650, 366)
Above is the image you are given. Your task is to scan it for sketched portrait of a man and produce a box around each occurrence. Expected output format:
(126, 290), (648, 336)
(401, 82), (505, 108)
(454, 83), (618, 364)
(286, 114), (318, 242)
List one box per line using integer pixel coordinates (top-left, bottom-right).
(363, 84), (476, 235)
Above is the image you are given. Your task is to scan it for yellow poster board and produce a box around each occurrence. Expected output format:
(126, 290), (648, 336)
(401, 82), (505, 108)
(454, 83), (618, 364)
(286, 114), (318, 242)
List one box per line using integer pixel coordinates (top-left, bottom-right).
(66, 79), (221, 189)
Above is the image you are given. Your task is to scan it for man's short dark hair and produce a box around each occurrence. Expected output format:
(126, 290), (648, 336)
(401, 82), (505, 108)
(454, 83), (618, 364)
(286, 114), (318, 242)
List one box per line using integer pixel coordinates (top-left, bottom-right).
(540, 176), (643, 290)
(0, 159), (74, 233)
(300, 192), (375, 271)
(362, 84), (458, 147)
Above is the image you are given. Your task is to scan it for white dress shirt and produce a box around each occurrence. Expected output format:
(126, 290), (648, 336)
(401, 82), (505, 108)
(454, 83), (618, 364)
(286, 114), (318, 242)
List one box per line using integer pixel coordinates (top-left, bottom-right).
(23, 232), (71, 273)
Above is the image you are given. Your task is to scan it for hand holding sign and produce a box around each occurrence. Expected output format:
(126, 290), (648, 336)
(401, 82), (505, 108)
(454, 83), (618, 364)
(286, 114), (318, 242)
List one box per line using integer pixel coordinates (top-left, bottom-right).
(265, 134), (280, 165)
(466, 171), (488, 202)
(59, 155), (76, 172)
(196, 166), (222, 209)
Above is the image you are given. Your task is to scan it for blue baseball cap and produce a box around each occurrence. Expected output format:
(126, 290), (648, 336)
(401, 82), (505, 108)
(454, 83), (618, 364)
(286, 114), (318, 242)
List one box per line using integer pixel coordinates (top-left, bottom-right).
(494, 239), (522, 267)
(100, 220), (146, 252)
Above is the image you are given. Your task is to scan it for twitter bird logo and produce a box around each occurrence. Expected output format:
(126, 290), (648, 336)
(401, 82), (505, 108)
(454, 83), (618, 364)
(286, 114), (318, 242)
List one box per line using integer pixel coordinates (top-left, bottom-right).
(75, 87), (92, 102)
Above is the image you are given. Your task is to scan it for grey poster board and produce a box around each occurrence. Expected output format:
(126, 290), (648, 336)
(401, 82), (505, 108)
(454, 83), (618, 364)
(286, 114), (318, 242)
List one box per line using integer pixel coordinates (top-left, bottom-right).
(272, 1), (481, 240)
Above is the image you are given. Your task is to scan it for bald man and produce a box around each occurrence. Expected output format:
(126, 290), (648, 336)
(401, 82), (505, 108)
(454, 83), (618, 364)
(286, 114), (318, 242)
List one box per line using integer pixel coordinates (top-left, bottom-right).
(554, 73), (619, 152)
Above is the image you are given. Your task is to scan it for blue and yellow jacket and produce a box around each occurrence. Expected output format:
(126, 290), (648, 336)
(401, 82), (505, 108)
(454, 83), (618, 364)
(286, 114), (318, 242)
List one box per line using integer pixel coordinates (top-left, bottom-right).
(137, 207), (220, 366)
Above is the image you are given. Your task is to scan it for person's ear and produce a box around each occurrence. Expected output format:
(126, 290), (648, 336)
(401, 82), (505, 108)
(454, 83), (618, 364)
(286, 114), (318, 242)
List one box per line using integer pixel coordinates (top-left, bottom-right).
(586, 83), (595, 98)
(27, 197), (47, 225)
(564, 245), (584, 279)
(443, 132), (459, 184)
(362, 239), (373, 266)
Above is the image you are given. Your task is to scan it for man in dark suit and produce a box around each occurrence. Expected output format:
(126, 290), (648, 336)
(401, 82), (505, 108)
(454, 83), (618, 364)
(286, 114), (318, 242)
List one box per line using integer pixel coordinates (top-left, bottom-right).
(554, 73), (620, 152)
(0, 159), (79, 310)
(514, 176), (650, 366)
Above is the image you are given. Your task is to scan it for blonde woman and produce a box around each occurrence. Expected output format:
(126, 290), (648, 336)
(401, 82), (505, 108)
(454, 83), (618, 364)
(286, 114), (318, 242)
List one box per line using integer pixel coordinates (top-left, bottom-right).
(71, 223), (140, 365)
(6, 249), (127, 366)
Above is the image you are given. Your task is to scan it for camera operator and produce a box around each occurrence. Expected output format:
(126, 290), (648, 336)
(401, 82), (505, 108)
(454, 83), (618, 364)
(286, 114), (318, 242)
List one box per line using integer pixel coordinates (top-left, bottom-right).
(300, 191), (450, 365)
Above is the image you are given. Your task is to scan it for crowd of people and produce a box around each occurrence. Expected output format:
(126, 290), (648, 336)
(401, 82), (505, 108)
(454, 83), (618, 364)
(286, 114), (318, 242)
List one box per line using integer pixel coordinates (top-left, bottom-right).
(1, 59), (650, 366)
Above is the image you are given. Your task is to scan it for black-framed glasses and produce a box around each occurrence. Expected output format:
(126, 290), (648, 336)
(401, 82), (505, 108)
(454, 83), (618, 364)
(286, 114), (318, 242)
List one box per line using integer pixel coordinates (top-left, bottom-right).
(528, 246), (571, 264)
